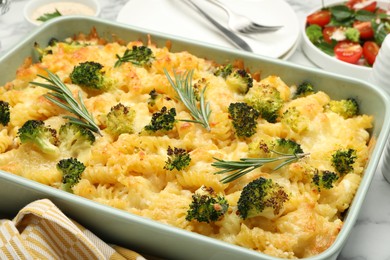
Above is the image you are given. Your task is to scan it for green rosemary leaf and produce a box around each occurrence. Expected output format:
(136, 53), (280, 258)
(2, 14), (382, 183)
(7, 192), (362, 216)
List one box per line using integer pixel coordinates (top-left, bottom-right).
(164, 69), (211, 131)
(273, 157), (298, 171)
(43, 94), (71, 111)
(63, 116), (99, 133)
(220, 166), (262, 183)
(213, 152), (308, 183)
(31, 70), (101, 135)
(30, 82), (61, 93)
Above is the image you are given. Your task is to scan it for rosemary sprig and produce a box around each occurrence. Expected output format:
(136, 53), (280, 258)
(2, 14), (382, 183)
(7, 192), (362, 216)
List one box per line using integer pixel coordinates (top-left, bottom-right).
(213, 151), (309, 183)
(164, 69), (211, 131)
(31, 69), (101, 135)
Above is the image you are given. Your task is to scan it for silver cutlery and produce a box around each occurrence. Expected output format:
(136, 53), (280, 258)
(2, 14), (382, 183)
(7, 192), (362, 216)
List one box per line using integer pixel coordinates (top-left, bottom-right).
(0, 0), (10, 53)
(186, 0), (253, 52)
(0, 0), (10, 15)
(207, 0), (283, 34)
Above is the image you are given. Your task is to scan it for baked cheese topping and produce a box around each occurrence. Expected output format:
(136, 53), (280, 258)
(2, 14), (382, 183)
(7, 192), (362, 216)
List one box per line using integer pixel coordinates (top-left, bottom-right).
(0, 29), (374, 258)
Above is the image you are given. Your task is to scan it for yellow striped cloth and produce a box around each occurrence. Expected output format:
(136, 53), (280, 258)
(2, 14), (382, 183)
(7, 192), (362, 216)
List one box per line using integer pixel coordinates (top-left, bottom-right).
(0, 199), (145, 260)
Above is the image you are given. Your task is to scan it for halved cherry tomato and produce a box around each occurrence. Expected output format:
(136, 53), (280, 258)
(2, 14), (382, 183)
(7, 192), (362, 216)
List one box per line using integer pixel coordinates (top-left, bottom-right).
(346, 0), (377, 12)
(376, 8), (387, 14)
(323, 26), (338, 43)
(334, 41), (363, 64)
(353, 20), (374, 39)
(307, 10), (331, 27)
(363, 41), (379, 65)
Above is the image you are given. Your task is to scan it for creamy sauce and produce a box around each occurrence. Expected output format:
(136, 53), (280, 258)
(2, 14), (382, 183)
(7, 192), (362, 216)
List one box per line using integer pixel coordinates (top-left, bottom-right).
(32, 2), (95, 22)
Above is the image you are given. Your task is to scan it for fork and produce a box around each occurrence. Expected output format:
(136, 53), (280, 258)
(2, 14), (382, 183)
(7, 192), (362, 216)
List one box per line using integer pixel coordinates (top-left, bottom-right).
(0, 0), (10, 52)
(206, 0), (283, 34)
(187, 0), (253, 52)
(0, 0), (10, 15)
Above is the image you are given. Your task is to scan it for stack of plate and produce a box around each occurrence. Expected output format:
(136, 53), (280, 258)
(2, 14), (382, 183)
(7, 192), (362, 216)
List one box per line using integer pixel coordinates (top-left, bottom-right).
(116, 0), (300, 60)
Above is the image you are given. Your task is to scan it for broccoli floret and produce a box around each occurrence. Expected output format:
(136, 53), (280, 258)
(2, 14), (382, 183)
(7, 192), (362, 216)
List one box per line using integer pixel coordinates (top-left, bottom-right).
(312, 169), (339, 191)
(34, 42), (54, 61)
(0, 100), (10, 126)
(144, 106), (176, 133)
(345, 27), (360, 42)
(57, 157), (86, 193)
(244, 84), (284, 123)
(47, 37), (59, 47)
(225, 69), (253, 94)
(295, 81), (315, 98)
(237, 177), (289, 219)
(214, 63), (233, 79)
(147, 89), (160, 107)
(34, 38), (57, 56)
(105, 103), (136, 138)
(331, 148), (357, 175)
(114, 46), (155, 68)
(326, 98), (359, 119)
(306, 24), (323, 43)
(193, 78), (209, 101)
(18, 120), (59, 155)
(58, 122), (95, 156)
(247, 139), (272, 157)
(272, 138), (304, 155)
(248, 138), (303, 159)
(164, 146), (191, 171)
(228, 102), (259, 138)
(70, 61), (114, 91)
(186, 186), (229, 223)
(281, 107), (309, 133)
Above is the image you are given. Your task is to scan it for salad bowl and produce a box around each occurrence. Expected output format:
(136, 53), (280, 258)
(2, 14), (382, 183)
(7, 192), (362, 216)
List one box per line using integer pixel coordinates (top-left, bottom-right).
(302, 0), (389, 80)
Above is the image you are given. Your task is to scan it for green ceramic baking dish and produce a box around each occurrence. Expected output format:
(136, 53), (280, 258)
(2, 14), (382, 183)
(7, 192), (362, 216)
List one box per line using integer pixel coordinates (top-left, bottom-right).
(0, 16), (389, 260)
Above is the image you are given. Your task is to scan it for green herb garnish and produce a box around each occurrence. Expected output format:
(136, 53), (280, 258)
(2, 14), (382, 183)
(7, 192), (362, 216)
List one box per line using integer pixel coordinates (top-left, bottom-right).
(372, 21), (390, 45)
(36, 9), (62, 22)
(329, 5), (354, 23)
(164, 69), (211, 131)
(31, 69), (101, 135)
(213, 151), (308, 183)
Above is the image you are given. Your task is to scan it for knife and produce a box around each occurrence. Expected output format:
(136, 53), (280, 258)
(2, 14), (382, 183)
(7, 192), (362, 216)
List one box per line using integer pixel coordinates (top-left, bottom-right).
(186, 0), (253, 52)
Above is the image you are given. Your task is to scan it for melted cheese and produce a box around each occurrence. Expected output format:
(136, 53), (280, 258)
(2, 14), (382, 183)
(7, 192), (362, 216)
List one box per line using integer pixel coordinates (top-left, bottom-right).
(0, 30), (374, 259)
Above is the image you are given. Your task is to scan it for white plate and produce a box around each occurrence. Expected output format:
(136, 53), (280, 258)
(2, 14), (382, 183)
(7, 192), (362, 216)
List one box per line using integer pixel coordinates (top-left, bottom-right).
(116, 0), (300, 59)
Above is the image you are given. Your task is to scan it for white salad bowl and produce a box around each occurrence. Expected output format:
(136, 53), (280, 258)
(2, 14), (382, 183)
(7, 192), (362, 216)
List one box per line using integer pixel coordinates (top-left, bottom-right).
(301, 0), (389, 81)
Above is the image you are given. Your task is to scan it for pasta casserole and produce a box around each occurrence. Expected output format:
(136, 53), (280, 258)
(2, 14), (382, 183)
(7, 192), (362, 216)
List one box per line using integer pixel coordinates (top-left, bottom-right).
(0, 29), (374, 258)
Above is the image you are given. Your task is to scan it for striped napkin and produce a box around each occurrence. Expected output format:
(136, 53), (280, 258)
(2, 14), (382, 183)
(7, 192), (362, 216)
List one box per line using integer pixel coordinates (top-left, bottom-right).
(0, 199), (145, 259)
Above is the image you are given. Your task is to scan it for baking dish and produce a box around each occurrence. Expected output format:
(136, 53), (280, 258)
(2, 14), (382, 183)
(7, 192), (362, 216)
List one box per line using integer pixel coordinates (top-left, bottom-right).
(0, 16), (390, 260)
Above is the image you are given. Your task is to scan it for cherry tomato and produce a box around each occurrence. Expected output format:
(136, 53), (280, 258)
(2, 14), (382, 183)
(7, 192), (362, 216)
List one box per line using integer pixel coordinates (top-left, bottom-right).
(363, 41), (379, 65)
(307, 10), (331, 27)
(323, 26), (338, 43)
(375, 8), (387, 14)
(334, 41), (363, 64)
(346, 0), (377, 12)
(353, 20), (374, 39)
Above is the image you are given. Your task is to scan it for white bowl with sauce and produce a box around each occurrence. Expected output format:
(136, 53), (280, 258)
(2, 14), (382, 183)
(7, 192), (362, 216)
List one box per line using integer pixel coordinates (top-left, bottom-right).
(23, 0), (101, 26)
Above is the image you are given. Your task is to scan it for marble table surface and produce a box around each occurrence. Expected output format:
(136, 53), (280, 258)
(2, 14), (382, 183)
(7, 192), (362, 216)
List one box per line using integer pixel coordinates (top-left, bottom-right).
(1, 1), (390, 259)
